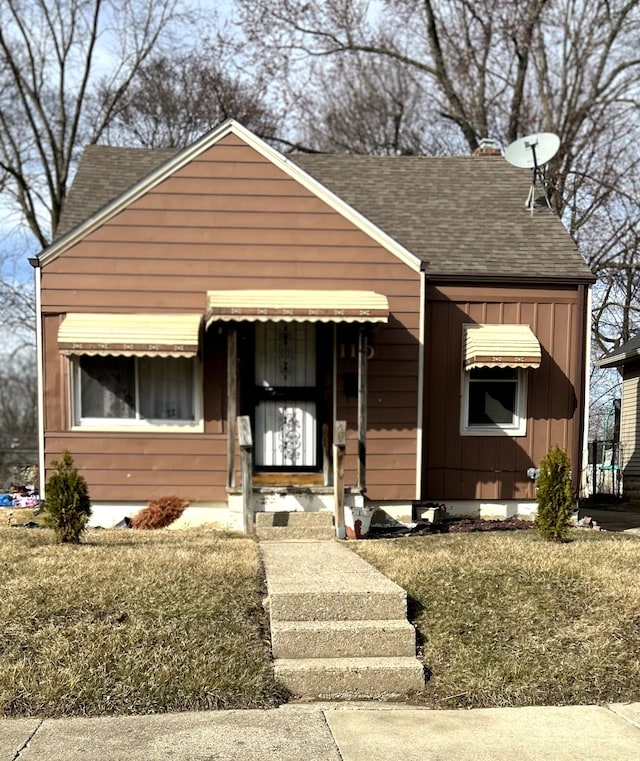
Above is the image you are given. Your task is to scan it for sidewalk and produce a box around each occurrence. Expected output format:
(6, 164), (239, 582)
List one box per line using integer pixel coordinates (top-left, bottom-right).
(2, 702), (640, 760)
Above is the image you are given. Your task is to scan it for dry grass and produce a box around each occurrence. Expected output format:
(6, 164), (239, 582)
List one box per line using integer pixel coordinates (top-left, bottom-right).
(351, 530), (640, 708)
(0, 527), (285, 717)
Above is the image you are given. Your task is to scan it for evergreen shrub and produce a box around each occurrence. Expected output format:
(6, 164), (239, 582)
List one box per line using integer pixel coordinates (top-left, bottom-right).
(130, 496), (189, 530)
(42, 450), (92, 543)
(535, 446), (574, 542)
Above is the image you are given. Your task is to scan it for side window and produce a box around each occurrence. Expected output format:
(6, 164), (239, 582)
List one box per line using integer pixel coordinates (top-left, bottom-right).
(461, 366), (527, 436)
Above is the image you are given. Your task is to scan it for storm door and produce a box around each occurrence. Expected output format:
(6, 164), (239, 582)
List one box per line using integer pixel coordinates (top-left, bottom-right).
(254, 322), (319, 469)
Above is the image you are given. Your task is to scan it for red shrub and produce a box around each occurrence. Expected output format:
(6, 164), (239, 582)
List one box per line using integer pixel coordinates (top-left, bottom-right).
(130, 496), (189, 530)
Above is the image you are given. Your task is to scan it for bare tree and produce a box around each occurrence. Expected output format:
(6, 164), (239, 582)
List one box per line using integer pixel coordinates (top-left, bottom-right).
(0, 0), (201, 248)
(0, 250), (36, 350)
(237, 0), (640, 353)
(101, 43), (279, 149)
(295, 55), (445, 156)
(0, 354), (38, 489)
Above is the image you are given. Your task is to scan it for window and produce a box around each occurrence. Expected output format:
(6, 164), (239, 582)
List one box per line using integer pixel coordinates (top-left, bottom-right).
(461, 366), (527, 436)
(73, 355), (201, 430)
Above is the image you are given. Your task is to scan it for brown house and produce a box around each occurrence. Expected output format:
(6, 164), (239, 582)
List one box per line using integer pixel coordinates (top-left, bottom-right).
(32, 120), (594, 529)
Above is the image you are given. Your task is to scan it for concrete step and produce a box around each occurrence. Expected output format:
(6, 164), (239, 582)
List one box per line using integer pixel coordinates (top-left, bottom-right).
(255, 511), (334, 527)
(274, 656), (425, 699)
(256, 525), (336, 541)
(271, 618), (416, 659)
(255, 511), (335, 541)
(268, 589), (408, 622)
(262, 541), (409, 621)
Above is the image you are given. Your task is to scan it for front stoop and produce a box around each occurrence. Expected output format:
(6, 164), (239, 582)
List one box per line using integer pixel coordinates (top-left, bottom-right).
(261, 541), (425, 699)
(255, 510), (335, 541)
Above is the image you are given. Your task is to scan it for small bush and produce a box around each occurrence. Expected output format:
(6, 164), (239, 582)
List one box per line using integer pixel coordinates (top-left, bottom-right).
(130, 496), (189, 530)
(536, 446), (574, 542)
(42, 450), (92, 544)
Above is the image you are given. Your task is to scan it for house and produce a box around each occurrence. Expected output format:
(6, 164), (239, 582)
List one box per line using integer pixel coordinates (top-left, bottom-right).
(597, 335), (640, 499)
(31, 120), (594, 530)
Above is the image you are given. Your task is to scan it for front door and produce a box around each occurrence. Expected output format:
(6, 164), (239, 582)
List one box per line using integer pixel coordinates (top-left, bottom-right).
(254, 322), (320, 469)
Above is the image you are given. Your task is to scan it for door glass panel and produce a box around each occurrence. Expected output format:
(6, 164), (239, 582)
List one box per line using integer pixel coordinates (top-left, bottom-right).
(255, 322), (316, 388)
(255, 400), (317, 467)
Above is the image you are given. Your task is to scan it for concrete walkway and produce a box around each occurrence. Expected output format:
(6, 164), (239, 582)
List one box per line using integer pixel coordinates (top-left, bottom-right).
(261, 540), (424, 698)
(2, 702), (640, 760)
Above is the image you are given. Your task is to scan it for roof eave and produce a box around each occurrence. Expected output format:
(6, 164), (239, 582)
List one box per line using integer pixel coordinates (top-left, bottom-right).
(597, 350), (640, 369)
(425, 271), (596, 286)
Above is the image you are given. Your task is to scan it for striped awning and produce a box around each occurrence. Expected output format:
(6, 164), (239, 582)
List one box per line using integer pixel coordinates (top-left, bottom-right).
(205, 290), (389, 325)
(463, 324), (541, 370)
(58, 313), (201, 357)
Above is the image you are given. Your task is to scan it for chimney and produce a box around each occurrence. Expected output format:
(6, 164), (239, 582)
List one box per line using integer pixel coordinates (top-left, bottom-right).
(473, 138), (502, 157)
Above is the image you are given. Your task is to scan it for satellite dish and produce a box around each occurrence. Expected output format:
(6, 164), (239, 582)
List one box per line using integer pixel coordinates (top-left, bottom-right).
(504, 132), (560, 213)
(504, 133), (560, 170)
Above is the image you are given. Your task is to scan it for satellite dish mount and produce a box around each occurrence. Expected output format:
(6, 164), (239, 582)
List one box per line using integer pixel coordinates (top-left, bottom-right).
(504, 132), (560, 214)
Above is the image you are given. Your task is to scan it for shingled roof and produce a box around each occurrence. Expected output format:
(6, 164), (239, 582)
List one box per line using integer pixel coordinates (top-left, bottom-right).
(598, 333), (640, 368)
(55, 141), (593, 281)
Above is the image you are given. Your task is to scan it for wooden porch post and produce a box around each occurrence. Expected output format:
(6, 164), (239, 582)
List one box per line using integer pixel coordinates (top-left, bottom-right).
(227, 326), (237, 488)
(333, 420), (346, 538)
(238, 416), (254, 534)
(358, 326), (368, 492)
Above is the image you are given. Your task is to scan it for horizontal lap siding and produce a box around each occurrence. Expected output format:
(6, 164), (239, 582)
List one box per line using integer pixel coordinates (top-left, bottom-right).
(621, 366), (640, 476)
(44, 435), (230, 503)
(424, 284), (584, 502)
(41, 134), (420, 503)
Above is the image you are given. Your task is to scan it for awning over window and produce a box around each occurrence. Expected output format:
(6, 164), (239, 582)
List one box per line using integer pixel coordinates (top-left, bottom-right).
(463, 324), (541, 370)
(58, 313), (201, 357)
(206, 290), (389, 326)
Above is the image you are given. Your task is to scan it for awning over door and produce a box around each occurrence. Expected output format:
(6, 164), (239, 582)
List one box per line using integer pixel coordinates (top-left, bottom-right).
(463, 324), (541, 370)
(205, 290), (389, 326)
(58, 313), (201, 357)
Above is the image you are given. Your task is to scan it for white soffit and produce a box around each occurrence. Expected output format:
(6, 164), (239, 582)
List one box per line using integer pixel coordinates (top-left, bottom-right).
(464, 324), (541, 370)
(58, 313), (201, 357)
(206, 290), (389, 325)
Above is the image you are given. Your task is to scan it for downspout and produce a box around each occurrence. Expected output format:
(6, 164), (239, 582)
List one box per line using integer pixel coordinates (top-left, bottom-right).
(581, 285), (592, 497)
(29, 257), (45, 498)
(415, 269), (427, 500)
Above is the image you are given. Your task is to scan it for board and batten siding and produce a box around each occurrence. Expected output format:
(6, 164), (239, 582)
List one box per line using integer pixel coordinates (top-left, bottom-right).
(423, 283), (586, 501)
(40, 133), (421, 503)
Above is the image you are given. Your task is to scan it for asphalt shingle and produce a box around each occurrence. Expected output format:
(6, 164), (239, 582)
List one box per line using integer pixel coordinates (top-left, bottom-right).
(55, 144), (593, 281)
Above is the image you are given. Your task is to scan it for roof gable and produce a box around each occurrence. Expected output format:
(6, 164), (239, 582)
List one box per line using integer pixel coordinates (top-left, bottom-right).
(44, 120), (421, 272)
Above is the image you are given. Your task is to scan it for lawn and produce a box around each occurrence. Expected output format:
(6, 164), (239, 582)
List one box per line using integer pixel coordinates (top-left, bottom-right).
(352, 530), (640, 709)
(3, 523), (640, 718)
(0, 526), (285, 718)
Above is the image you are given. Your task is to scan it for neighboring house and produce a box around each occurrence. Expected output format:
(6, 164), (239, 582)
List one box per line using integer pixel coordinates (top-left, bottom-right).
(31, 120), (594, 529)
(597, 335), (640, 499)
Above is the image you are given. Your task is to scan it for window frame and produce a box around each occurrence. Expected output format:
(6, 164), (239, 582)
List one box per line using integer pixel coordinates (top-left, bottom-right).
(70, 355), (203, 433)
(460, 365), (528, 437)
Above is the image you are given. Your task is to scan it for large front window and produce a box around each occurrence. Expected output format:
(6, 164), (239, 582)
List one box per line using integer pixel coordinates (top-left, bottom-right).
(73, 355), (199, 429)
(461, 366), (527, 436)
